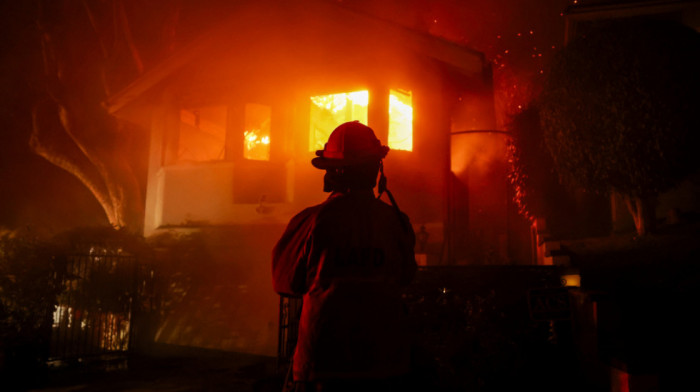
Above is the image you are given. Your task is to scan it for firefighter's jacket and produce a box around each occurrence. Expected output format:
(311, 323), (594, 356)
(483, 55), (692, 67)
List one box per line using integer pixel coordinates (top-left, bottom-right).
(272, 189), (417, 381)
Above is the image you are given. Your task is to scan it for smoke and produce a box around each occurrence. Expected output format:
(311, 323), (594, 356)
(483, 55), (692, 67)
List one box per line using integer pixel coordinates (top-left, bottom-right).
(451, 132), (509, 176)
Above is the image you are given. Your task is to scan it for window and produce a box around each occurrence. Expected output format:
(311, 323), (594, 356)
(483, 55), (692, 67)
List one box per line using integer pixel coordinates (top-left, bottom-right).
(389, 89), (413, 151)
(244, 103), (271, 161)
(309, 90), (368, 152)
(177, 106), (227, 162)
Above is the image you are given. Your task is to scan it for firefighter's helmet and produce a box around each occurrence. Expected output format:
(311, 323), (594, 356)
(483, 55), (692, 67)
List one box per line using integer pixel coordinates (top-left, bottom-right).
(311, 121), (389, 169)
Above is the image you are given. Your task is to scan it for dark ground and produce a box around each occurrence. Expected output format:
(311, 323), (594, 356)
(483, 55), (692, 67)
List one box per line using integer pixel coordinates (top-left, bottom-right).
(24, 345), (283, 392)
(19, 342), (583, 392)
(16, 222), (700, 392)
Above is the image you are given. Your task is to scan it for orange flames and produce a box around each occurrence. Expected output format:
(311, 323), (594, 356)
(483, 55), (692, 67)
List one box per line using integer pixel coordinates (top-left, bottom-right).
(309, 89), (413, 151)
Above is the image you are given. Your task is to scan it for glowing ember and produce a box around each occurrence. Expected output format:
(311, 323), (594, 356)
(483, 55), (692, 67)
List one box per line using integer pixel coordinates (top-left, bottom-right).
(388, 89), (413, 151)
(309, 90), (369, 151)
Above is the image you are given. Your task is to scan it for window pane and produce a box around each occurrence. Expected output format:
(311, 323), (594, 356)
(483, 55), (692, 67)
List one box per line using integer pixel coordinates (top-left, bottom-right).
(309, 90), (368, 152)
(178, 106), (227, 162)
(244, 103), (271, 161)
(389, 89), (413, 151)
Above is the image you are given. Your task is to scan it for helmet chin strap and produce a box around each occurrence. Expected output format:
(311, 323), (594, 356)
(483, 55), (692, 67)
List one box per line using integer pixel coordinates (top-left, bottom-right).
(377, 161), (409, 232)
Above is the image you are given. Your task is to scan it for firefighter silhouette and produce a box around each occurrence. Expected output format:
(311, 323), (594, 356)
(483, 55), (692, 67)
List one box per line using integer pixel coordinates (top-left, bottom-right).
(272, 121), (417, 392)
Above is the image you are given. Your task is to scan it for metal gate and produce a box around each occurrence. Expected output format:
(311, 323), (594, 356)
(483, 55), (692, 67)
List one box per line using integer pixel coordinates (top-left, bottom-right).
(50, 246), (138, 360)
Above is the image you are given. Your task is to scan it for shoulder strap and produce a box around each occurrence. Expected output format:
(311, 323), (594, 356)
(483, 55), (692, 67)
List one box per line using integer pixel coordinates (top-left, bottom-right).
(377, 162), (409, 233)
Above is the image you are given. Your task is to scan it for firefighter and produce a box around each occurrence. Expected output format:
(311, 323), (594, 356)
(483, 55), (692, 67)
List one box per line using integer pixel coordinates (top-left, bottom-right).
(272, 121), (417, 392)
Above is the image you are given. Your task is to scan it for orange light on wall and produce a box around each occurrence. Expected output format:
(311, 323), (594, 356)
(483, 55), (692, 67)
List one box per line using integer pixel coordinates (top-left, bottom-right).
(561, 274), (581, 287)
(178, 106), (227, 162)
(244, 103), (271, 161)
(388, 89), (413, 151)
(309, 90), (368, 151)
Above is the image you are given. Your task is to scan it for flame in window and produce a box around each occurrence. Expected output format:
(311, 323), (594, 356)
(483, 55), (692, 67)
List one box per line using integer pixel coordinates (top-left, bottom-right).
(244, 130), (270, 160)
(389, 89), (413, 151)
(310, 90), (368, 151)
(244, 103), (271, 161)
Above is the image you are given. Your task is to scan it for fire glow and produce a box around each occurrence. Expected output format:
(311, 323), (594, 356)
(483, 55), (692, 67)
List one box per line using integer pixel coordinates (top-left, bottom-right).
(389, 89), (413, 151)
(310, 90), (369, 152)
(244, 103), (272, 161)
(309, 89), (413, 152)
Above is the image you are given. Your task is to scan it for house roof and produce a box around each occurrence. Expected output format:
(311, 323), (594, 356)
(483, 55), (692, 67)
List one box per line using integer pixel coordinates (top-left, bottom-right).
(105, 0), (488, 116)
(564, 0), (700, 42)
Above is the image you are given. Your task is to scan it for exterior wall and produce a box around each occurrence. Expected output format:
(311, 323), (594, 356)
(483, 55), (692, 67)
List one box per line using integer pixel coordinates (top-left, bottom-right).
(133, 3), (497, 355)
(142, 95), (295, 356)
(144, 54), (462, 249)
(141, 71), (462, 355)
(152, 162), (296, 228)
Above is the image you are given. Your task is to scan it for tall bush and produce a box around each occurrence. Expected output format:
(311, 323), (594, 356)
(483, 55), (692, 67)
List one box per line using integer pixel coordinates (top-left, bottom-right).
(540, 20), (700, 236)
(0, 230), (65, 382)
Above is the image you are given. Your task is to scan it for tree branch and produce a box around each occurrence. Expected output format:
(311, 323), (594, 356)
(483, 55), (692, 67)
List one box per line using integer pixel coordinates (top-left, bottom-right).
(55, 95), (139, 229)
(31, 99), (119, 227)
(81, 0), (110, 59)
(31, 0), (147, 231)
(117, 0), (144, 74)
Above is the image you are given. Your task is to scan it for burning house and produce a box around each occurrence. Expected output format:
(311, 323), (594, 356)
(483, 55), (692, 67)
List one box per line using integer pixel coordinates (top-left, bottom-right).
(107, 1), (515, 356)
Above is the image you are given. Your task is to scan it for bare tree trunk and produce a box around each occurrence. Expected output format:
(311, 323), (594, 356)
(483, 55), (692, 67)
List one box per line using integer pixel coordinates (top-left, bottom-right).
(31, 99), (118, 226)
(30, 0), (149, 232)
(31, 97), (144, 231)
